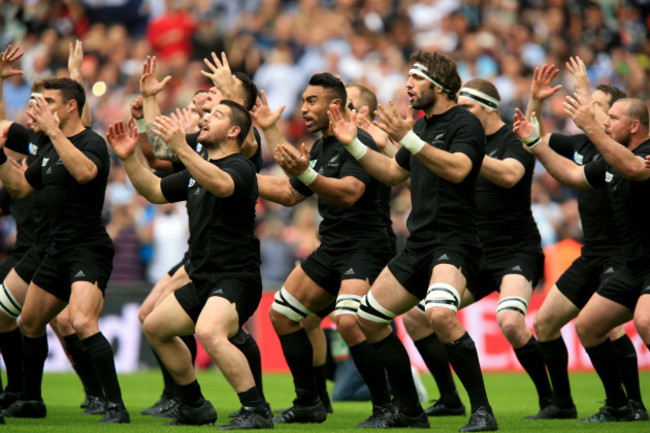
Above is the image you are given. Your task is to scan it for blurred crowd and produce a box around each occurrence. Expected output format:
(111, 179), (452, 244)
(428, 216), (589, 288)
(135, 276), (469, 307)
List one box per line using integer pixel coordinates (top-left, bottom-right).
(1, 0), (649, 287)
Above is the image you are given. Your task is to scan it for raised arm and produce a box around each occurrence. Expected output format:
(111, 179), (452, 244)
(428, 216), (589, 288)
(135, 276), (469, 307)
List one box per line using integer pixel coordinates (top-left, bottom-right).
(152, 114), (235, 197)
(525, 64), (562, 139)
(201, 51), (239, 101)
(275, 142), (365, 208)
(0, 45), (23, 131)
(139, 56), (178, 162)
(566, 56), (608, 125)
(565, 94), (650, 181)
(107, 120), (167, 203)
(513, 108), (590, 190)
(130, 96), (173, 171)
(68, 40), (91, 127)
(28, 95), (98, 184)
(480, 156), (525, 188)
(251, 89), (286, 155)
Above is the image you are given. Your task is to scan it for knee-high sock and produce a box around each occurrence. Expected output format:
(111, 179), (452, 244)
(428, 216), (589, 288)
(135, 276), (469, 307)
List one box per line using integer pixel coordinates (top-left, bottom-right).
(514, 336), (553, 407)
(371, 332), (422, 416)
(446, 332), (491, 414)
(612, 334), (643, 403)
(414, 333), (461, 406)
(278, 329), (318, 405)
(82, 332), (124, 406)
(231, 331), (265, 401)
(312, 364), (330, 407)
(539, 337), (574, 408)
(585, 339), (627, 408)
(0, 328), (24, 393)
(22, 335), (48, 400)
(178, 379), (204, 406)
(349, 340), (392, 406)
(63, 334), (104, 398)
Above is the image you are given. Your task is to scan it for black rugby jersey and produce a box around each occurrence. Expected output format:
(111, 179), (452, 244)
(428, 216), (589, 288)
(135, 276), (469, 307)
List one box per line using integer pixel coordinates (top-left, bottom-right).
(395, 105), (485, 244)
(550, 133), (621, 259)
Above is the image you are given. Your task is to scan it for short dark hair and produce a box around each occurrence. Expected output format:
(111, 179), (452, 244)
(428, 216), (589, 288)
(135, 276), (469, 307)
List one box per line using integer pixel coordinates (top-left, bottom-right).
(624, 98), (649, 130)
(221, 100), (252, 147)
(233, 72), (258, 111)
(409, 50), (461, 102)
(41, 77), (86, 116)
(462, 78), (501, 102)
(309, 73), (347, 107)
(596, 84), (626, 107)
(347, 82), (377, 115)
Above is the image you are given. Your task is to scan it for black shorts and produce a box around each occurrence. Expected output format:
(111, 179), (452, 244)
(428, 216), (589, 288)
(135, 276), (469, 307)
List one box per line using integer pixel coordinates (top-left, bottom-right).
(387, 241), (480, 300)
(556, 255), (620, 309)
(13, 247), (44, 284)
(301, 245), (389, 296)
(596, 265), (647, 311)
(167, 250), (190, 277)
(0, 255), (20, 281)
(31, 244), (114, 302)
(315, 301), (336, 319)
(174, 275), (262, 327)
(468, 250), (544, 302)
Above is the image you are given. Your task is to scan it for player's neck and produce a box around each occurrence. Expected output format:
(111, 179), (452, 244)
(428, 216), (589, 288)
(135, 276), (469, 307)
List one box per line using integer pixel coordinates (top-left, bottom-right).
(207, 141), (240, 160)
(484, 117), (504, 136)
(427, 98), (455, 117)
(60, 117), (86, 137)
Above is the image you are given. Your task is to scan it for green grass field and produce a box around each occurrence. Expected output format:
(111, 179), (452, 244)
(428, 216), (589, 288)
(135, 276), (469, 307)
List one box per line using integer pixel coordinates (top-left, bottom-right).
(3, 370), (649, 431)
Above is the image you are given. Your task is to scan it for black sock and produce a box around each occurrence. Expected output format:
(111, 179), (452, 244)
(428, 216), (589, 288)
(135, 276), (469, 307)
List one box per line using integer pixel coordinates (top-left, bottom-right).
(349, 340), (391, 406)
(585, 339), (627, 408)
(238, 386), (265, 413)
(278, 329), (318, 405)
(414, 333), (461, 407)
(82, 332), (124, 406)
(231, 330), (265, 401)
(22, 335), (48, 400)
(180, 334), (197, 365)
(539, 337), (573, 408)
(313, 364), (330, 407)
(612, 334), (643, 403)
(0, 328), (24, 393)
(63, 334), (104, 399)
(153, 350), (177, 398)
(371, 332), (422, 416)
(178, 379), (203, 406)
(446, 332), (491, 414)
(514, 336), (553, 407)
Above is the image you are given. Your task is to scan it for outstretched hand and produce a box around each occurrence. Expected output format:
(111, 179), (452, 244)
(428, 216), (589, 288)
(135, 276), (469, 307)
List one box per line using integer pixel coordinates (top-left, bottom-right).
(327, 104), (357, 145)
(251, 90), (284, 130)
(566, 56), (589, 97)
(67, 40), (84, 79)
(275, 143), (309, 176)
(201, 51), (237, 98)
(564, 92), (596, 132)
(140, 56), (172, 97)
(0, 45), (23, 80)
(152, 113), (187, 153)
(530, 64), (562, 102)
(107, 121), (138, 160)
(27, 95), (60, 136)
(374, 101), (414, 142)
(512, 108), (537, 141)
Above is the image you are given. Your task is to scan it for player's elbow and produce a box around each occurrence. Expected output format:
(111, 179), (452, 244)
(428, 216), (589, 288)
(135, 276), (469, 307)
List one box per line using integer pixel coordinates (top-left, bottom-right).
(76, 166), (98, 184)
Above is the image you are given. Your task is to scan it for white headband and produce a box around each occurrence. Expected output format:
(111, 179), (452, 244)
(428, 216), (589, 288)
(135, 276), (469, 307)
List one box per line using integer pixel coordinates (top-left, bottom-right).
(409, 63), (451, 94)
(30, 92), (43, 99)
(458, 87), (499, 110)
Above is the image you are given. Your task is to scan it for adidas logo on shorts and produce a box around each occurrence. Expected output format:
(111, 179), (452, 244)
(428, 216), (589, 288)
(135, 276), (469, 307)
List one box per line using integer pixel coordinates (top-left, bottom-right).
(344, 268), (355, 276)
(438, 254), (449, 261)
(511, 265), (523, 272)
(74, 270), (86, 278)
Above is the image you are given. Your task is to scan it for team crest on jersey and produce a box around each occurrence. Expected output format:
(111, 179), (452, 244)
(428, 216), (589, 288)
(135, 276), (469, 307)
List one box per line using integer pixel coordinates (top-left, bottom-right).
(574, 151), (584, 165)
(188, 178), (196, 188)
(309, 159), (317, 168)
(28, 142), (38, 155)
(605, 171), (613, 183)
(42, 157), (49, 167)
(196, 143), (203, 153)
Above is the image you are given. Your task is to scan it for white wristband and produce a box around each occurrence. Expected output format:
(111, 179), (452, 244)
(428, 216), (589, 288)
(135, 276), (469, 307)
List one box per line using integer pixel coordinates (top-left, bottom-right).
(399, 130), (425, 154)
(297, 167), (318, 186)
(134, 117), (147, 133)
(344, 137), (368, 160)
(521, 116), (541, 149)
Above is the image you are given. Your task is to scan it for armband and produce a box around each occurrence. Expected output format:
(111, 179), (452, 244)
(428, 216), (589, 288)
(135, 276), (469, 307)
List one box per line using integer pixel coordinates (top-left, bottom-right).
(344, 137), (368, 160)
(297, 167), (318, 186)
(399, 130), (425, 154)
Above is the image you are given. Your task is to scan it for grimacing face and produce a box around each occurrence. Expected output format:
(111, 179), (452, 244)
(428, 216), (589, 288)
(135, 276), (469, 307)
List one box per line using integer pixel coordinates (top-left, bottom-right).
(300, 85), (335, 133)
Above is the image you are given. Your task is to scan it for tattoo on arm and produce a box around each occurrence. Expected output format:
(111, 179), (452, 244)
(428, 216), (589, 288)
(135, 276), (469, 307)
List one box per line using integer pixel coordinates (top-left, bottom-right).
(146, 127), (181, 162)
(289, 186), (305, 204)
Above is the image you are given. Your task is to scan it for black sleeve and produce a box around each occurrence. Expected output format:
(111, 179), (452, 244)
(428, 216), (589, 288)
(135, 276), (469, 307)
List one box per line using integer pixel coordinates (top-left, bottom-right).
(251, 128), (263, 173)
(583, 158), (608, 188)
(549, 134), (577, 159)
(160, 170), (191, 203)
(6, 123), (32, 155)
(221, 158), (255, 196)
(502, 127), (534, 168)
(395, 147), (411, 171)
(24, 155), (44, 190)
(448, 118), (484, 164)
(80, 134), (108, 170)
(0, 188), (11, 215)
